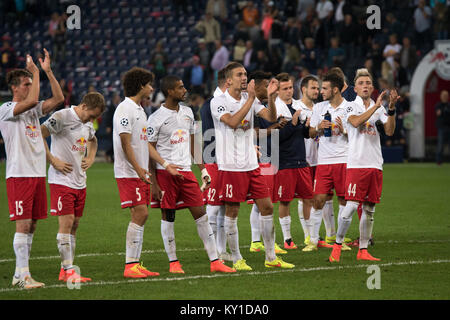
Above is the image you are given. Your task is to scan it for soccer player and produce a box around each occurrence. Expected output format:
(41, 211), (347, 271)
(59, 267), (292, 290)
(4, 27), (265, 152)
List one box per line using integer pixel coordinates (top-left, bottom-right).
(148, 75), (235, 274)
(0, 49), (64, 289)
(307, 72), (351, 252)
(329, 69), (397, 262)
(247, 70), (287, 255)
(200, 68), (230, 261)
(272, 73), (313, 250)
(295, 75), (321, 245)
(211, 62), (294, 270)
(41, 92), (105, 283)
(113, 67), (181, 278)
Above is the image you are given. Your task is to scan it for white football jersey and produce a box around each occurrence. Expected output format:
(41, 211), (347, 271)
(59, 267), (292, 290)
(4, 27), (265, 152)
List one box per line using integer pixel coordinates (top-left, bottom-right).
(43, 107), (95, 189)
(292, 100), (318, 167)
(274, 96), (293, 120)
(310, 99), (350, 165)
(147, 104), (195, 171)
(0, 101), (46, 178)
(211, 90), (265, 172)
(113, 97), (149, 178)
(345, 96), (388, 170)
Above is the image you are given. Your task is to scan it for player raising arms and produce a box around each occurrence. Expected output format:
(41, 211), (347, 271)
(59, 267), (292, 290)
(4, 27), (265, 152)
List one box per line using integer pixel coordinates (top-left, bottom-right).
(148, 75), (235, 274)
(41, 92), (105, 283)
(0, 49), (64, 289)
(113, 67), (180, 279)
(329, 68), (397, 262)
(307, 73), (352, 252)
(211, 62), (294, 270)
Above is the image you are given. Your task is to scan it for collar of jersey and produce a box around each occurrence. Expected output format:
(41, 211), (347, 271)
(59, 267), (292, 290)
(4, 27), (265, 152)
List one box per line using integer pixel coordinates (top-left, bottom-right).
(354, 95), (375, 109)
(124, 97), (143, 110)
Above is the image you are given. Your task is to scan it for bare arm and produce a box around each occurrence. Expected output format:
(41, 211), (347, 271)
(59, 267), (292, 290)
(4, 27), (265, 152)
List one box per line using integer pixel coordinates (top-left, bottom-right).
(383, 89), (399, 136)
(348, 91), (387, 128)
(120, 133), (151, 184)
(81, 136), (98, 171)
(13, 55), (40, 116)
(257, 78), (278, 122)
(40, 49), (64, 114)
(220, 80), (256, 129)
(40, 124), (73, 174)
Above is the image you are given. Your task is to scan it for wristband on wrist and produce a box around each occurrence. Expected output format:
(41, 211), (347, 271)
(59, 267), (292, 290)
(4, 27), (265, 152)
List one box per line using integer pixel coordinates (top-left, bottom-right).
(388, 108), (396, 116)
(162, 161), (169, 168)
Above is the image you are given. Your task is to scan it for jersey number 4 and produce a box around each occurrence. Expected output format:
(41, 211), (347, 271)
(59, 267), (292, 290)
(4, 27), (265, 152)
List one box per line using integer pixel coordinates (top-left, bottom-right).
(348, 183), (357, 197)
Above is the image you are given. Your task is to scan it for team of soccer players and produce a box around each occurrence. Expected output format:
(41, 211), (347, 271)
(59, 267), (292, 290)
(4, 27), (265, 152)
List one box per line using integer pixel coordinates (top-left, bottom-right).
(0, 50), (397, 289)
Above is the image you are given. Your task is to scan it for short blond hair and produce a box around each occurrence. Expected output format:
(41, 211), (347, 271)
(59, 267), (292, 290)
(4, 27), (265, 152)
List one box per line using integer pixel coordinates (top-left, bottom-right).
(354, 68), (373, 84)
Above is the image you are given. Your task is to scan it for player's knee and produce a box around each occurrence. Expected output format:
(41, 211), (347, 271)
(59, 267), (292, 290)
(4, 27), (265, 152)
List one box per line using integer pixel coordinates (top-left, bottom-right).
(363, 203), (376, 214)
(259, 203), (273, 216)
(313, 198), (325, 210)
(341, 201), (359, 220)
(165, 209), (176, 222)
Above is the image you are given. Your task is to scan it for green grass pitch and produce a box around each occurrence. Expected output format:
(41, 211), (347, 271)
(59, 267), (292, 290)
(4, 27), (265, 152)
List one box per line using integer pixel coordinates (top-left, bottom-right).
(0, 162), (449, 300)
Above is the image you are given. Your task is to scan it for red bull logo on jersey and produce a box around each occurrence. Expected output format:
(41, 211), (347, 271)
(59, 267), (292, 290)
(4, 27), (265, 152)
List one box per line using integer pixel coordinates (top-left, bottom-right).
(72, 137), (87, 152)
(170, 129), (188, 145)
(360, 121), (377, 136)
(25, 124), (39, 138)
(236, 119), (251, 131)
(140, 127), (148, 141)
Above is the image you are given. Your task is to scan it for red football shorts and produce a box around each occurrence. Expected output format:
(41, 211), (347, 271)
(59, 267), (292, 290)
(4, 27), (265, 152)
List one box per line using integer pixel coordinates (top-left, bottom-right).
(116, 178), (150, 209)
(273, 167), (314, 202)
(314, 163), (347, 196)
(151, 170), (204, 209)
(248, 163), (276, 204)
(345, 168), (383, 203)
(49, 184), (86, 217)
(6, 177), (47, 221)
(220, 167), (270, 203)
(202, 163), (224, 206)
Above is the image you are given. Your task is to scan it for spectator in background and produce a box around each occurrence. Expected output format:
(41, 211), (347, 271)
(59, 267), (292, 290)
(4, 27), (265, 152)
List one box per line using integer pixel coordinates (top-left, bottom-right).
(239, 1), (260, 41)
(413, 0), (433, 54)
(210, 40), (229, 74)
(301, 37), (320, 74)
(435, 90), (450, 165)
(183, 55), (205, 96)
(393, 55), (408, 90)
(150, 40), (169, 92)
(309, 17), (327, 50)
(433, 2), (449, 40)
(195, 38), (213, 95)
(385, 12), (404, 40)
(334, 0), (352, 33)
(243, 40), (256, 71)
(1, 40), (17, 71)
(366, 40), (384, 79)
(340, 14), (358, 59)
(58, 78), (76, 110)
(296, 0), (315, 22)
(316, 0), (333, 22)
(48, 12), (67, 63)
(194, 12), (221, 55)
(399, 36), (417, 81)
(254, 49), (271, 72)
(327, 37), (345, 68)
(233, 39), (246, 64)
(187, 93), (205, 121)
(48, 12), (60, 38)
(206, 0), (228, 23)
(383, 33), (402, 69)
(104, 92), (121, 162)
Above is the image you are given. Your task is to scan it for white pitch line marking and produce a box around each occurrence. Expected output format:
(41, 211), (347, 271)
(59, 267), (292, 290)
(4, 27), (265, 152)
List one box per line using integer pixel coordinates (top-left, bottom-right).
(0, 259), (449, 293)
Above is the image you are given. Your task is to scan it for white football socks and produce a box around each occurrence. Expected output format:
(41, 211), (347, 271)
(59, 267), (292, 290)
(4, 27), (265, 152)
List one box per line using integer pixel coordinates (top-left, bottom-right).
(13, 233), (30, 279)
(310, 207), (323, 245)
(260, 215), (276, 262)
(250, 204), (261, 242)
(322, 200), (336, 237)
(57, 233), (73, 270)
(224, 216), (242, 263)
(195, 214), (219, 261)
(336, 201), (358, 244)
(359, 206), (375, 249)
(298, 200), (310, 240)
(126, 222), (144, 264)
(279, 215), (292, 241)
(216, 206), (227, 254)
(161, 220), (177, 262)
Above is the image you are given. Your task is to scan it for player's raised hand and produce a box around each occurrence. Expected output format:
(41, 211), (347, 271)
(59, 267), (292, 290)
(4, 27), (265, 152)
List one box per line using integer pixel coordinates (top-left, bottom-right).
(267, 78), (279, 98)
(388, 88), (400, 107)
(25, 55), (39, 74)
(375, 90), (387, 109)
(247, 79), (256, 97)
(81, 157), (94, 171)
(38, 48), (52, 73)
(51, 157), (73, 175)
(136, 167), (151, 184)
